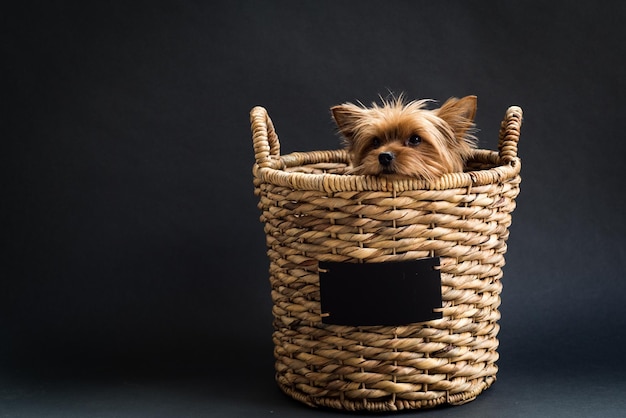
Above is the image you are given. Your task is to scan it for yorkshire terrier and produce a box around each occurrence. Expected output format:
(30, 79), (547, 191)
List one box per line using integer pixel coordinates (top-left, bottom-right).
(331, 95), (478, 180)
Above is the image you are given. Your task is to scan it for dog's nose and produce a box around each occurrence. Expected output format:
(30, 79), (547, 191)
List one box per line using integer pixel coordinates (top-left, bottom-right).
(378, 152), (395, 166)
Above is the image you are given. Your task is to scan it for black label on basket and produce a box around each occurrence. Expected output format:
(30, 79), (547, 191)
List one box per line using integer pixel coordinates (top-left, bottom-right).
(318, 257), (443, 326)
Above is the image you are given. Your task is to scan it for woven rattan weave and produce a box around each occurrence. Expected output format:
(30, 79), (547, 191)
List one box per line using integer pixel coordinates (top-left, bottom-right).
(251, 105), (523, 411)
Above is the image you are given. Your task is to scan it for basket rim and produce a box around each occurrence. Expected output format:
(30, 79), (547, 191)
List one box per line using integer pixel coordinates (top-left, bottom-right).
(253, 148), (521, 193)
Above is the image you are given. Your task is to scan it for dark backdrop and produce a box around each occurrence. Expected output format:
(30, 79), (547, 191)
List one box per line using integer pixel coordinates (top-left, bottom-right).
(4, 1), (626, 416)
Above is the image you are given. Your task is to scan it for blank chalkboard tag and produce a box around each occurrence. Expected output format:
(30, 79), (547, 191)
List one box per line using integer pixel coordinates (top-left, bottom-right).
(319, 257), (443, 326)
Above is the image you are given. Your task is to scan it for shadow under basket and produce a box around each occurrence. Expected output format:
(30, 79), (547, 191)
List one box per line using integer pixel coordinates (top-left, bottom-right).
(251, 105), (523, 411)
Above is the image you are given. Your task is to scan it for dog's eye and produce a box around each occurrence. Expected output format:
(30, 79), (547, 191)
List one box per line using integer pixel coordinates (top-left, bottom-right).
(372, 137), (381, 148)
(407, 135), (422, 146)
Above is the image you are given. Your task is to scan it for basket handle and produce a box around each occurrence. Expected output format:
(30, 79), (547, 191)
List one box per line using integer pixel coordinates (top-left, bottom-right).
(497, 106), (523, 164)
(251, 106), (280, 168)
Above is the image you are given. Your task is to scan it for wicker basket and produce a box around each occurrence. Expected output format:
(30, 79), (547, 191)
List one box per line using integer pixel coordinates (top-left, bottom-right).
(251, 104), (523, 411)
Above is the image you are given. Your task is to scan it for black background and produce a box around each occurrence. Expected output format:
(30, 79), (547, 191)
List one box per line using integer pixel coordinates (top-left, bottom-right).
(4, 1), (626, 416)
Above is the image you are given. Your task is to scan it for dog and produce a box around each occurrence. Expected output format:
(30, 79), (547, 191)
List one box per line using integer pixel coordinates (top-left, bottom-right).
(331, 95), (478, 180)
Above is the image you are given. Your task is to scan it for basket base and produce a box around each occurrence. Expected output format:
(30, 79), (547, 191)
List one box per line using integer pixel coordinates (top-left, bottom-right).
(276, 375), (495, 412)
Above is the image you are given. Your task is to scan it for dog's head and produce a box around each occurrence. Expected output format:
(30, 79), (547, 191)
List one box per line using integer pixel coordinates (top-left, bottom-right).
(332, 95), (477, 180)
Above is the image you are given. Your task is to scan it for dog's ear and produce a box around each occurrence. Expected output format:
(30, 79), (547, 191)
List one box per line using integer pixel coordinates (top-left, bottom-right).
(331, 104), (365, 142)
(435, 95), (477, 140)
